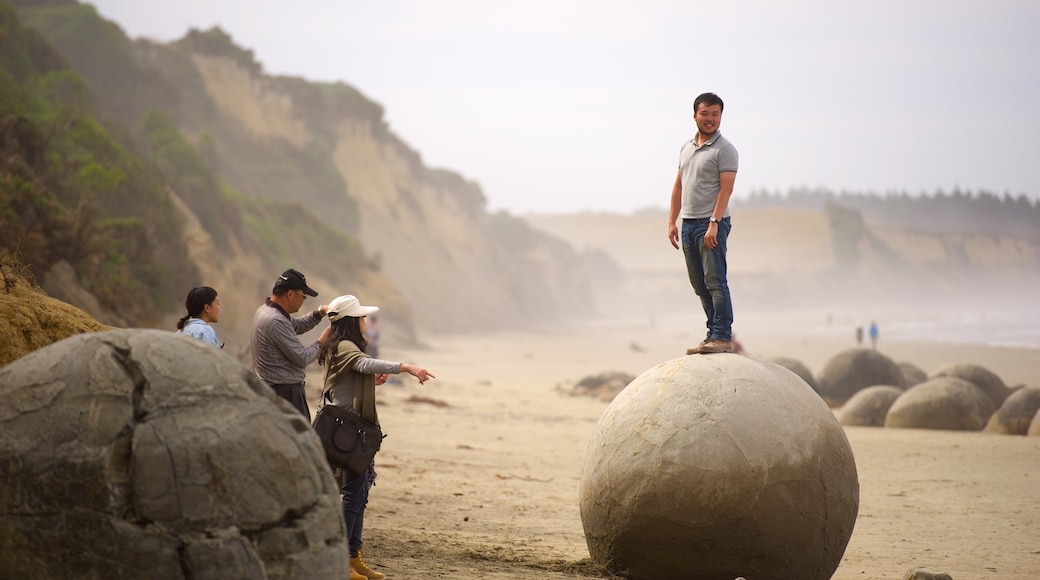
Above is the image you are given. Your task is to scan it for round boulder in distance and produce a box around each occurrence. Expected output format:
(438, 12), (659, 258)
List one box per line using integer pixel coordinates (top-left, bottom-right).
(885, 377), (996, 431)
(929, 362), (1009, 407)
(903, 565), (953, 580)
(579, 354), (859, 580)
(767, 356), (817, 391)
(898, 361), (928, 387)
(837, 385), (905, 427)
(985, 386), (1040, 435)
(1029, 407), (1040, 436)
(817, 348), (907, 407)
(0, 329), (348, 579)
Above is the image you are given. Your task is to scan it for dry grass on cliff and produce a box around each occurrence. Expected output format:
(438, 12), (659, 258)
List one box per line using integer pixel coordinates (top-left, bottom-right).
(0, 257), (111, 367)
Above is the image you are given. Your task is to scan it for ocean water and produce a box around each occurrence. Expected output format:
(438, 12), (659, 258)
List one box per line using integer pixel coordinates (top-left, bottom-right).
(807, 309), (1040, 350)
(591, 307), (1040, 350)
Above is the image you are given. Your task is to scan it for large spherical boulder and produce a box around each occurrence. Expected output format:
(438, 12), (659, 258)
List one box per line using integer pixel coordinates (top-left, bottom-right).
(767, 356), (817, 391)
(837, 385), (905, 427)
(817, 348), (906, 407)
(580, 354), (859, 580)
(929, 363), (1009, 407)
(884, 377), (996, 431)
(986, 386), (1040, 435)
(0, 329), (348, 579)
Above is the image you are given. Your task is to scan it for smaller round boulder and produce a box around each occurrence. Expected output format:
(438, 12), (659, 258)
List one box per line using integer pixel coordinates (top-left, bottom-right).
(837, 385), (905, 427)
(768, 356), (817, 391)
(985, 386), (1040, 435)
(897, 361), (928, 387)
(1027, 406), (1040, 437)
(885, 377), (996, 431)
(929, 363), (1009, 407)
(903, 566), (953, 580)
(817, 349), (906, 407)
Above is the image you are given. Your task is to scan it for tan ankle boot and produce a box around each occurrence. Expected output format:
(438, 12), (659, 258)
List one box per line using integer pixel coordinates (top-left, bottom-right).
(349, 566), (366, 580)
(351, 550), (385, 579)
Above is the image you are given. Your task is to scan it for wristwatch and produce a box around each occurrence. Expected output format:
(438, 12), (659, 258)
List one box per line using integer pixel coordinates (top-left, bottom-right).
(708, 216), (719, 224)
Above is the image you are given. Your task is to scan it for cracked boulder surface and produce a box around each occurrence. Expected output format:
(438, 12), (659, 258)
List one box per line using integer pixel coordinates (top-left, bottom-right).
(0, 329), (349, 579)
(579, 354), (860, 580)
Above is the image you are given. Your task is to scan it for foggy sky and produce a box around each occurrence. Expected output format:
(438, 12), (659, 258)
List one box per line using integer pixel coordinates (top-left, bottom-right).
(87, 0), (1040, 214)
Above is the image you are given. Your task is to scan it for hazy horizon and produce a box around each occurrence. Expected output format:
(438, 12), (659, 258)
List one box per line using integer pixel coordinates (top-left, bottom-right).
(88, 0), (1040, 214)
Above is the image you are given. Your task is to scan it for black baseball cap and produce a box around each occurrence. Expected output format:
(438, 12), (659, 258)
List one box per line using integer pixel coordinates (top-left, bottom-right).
(273, 268), (318, 297)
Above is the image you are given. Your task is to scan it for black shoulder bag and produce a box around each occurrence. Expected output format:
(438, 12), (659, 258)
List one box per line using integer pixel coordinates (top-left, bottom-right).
(312, 392), (385, 477)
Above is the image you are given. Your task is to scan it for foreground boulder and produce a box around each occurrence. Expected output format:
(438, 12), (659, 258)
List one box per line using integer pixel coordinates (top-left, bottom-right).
(580, 354), (859, 580)
(885, 377), (996, 431)
(817, 348), (906, 407)
(837, 385), (905, 427)
(0, 329), (348, 579)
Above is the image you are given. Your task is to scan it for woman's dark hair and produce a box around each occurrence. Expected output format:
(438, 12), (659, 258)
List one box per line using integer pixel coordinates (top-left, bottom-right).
(318, 315), (368, 365)
(176, 286), (218, 330)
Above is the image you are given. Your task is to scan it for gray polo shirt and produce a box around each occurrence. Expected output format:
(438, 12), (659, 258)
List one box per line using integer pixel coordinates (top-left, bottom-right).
(678, 132), (739, 219)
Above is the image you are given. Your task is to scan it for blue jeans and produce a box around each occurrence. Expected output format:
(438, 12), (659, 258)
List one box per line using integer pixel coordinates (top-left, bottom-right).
(681, 217), (733, 342)
(342, 462), (376, 556)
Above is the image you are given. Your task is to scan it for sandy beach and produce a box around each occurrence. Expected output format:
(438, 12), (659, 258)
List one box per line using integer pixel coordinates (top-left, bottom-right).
(305, 312), (1040, 579)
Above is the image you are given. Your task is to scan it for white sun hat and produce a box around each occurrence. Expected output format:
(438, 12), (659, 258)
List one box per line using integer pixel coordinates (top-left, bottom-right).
(327, 295), (379, 322)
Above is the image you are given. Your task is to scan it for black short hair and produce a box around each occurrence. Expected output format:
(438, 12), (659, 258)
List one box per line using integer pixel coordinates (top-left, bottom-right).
(694, 92), (724, 113)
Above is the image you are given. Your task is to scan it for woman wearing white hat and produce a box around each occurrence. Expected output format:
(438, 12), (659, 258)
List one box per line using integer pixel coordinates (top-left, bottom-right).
(318, 295), (434, 580)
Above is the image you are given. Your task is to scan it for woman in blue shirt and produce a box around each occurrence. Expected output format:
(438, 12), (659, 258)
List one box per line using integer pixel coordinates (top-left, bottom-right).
(176, 286), (222, 347)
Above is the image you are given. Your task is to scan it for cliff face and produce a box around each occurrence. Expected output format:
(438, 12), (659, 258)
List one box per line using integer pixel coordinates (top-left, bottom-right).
(146, 35), (595, 331)
(525, 206), (1040, 317)
(10, 5), (598, 341)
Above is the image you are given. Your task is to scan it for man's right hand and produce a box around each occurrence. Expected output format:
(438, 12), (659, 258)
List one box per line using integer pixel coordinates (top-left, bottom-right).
(668, 223), (680, 249)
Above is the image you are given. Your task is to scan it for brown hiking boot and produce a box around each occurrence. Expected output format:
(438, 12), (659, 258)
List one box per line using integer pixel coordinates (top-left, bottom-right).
(686, 338), (711, 355)
(351, 550), (385, 579)
(697, 339), (734, 354)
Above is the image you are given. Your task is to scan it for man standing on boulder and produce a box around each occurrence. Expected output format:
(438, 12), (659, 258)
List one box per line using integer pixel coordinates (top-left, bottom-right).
(252, 268), (332, 419)
(667, 92), (739, 355)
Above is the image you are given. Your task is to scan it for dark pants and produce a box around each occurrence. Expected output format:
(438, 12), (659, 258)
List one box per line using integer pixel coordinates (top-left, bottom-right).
(681, 217), (734, 342)
(342, 462), (376, 556)
(269, 382), (310, 421)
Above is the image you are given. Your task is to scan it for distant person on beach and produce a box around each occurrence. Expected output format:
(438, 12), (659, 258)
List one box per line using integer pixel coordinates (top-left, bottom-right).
(251, 268), (332, 420)
(667, 92), (739, 355)
(855, 323), (864, 346)
(364, 314), (381, 359)
(869, 320), (879, 349)
(176, 286), (222, 347)
(319, 294), (435, 580)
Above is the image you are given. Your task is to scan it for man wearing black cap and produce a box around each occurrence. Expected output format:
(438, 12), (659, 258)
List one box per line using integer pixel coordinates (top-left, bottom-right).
(251, 268), (332, 419)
